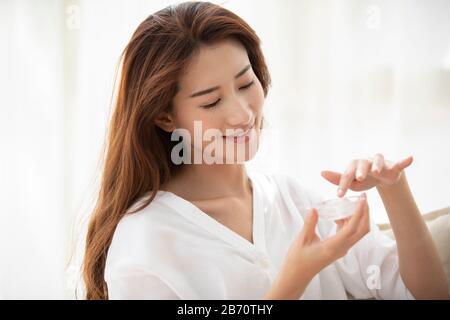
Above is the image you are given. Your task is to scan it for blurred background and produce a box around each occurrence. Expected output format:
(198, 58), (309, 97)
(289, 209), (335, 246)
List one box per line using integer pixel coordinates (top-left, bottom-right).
(1, 0), (449, 299)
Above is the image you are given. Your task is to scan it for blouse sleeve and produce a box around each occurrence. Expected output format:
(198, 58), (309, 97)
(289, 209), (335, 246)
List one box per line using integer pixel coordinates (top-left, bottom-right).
(330, 218), (416, 300)
(104, 200), (184, 300)
(106, 269), (181, 300)
(280, 174), (415, 300)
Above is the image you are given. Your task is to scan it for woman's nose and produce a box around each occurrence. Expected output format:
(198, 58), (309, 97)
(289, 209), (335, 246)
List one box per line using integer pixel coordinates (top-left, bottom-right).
(225, 98), (253, 128)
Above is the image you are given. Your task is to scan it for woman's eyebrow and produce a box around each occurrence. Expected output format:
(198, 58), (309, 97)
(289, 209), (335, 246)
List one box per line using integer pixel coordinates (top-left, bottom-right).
(189, 64), (251, 98)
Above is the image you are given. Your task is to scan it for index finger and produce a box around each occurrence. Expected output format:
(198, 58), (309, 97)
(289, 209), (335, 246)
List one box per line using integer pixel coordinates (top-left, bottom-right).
(338, 160), (357, 197)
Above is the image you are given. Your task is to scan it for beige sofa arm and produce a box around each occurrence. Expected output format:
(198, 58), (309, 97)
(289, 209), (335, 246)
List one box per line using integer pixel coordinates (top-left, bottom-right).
(376, 206), (450, 296)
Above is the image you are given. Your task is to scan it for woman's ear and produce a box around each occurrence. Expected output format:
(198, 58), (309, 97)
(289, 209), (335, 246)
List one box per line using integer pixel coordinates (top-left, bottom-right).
(154, 111), (176, 133)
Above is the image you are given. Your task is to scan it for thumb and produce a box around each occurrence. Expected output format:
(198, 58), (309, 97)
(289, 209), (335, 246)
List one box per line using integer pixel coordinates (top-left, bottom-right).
(302, 208), (318, 236)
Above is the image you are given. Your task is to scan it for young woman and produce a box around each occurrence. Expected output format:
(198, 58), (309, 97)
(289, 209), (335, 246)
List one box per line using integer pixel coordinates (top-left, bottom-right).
(82, 1), (449, 300)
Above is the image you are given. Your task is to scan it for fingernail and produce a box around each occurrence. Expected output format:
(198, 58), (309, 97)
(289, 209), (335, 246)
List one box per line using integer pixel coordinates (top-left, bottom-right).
(361, 192), (366, 199)
(337, 188), (344, 197)
(356, 171), (363, 180)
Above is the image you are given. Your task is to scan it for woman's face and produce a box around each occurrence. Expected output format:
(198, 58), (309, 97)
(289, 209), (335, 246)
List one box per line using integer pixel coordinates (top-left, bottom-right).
(169, 38), (265, 164)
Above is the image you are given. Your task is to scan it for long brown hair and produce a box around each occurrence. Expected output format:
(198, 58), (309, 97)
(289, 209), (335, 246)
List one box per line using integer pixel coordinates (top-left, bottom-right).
(83, 1), (272, 300)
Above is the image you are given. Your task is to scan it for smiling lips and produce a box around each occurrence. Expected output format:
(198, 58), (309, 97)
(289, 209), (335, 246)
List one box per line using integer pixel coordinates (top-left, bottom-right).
(222, 124), (254, 144)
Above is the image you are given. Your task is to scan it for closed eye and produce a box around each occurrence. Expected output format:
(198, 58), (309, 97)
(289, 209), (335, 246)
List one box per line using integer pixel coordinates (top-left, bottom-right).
(240, 80), (254, 90)
(200, 81), (255, 109)
(201, 99), (221, 109)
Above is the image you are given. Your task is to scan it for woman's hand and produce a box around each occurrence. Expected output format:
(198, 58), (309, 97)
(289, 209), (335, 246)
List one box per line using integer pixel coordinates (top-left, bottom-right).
(280, 193), (370, 288)
(320, 153), (414, 198)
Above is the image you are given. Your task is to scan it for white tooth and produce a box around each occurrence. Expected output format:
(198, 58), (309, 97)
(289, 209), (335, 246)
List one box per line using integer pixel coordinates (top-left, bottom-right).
(223, 127), (251, 138)
(239, 129), (249, 137)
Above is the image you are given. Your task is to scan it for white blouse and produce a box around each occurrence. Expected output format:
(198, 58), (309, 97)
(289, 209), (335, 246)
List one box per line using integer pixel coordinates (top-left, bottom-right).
(104, 169), (415, 300)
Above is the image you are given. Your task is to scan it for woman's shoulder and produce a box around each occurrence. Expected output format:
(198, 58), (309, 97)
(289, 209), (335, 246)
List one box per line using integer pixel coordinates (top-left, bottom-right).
(120, 191), (175, 224)
(109, 192), (181, 251)
(106, 191), (185, 270)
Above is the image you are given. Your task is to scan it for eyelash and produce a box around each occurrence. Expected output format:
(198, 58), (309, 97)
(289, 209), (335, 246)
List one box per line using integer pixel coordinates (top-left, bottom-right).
(201, 81), (255, 109)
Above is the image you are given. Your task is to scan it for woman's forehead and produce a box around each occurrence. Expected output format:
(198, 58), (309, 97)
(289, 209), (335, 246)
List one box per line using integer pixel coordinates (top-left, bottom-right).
(178, 40), (249, 95)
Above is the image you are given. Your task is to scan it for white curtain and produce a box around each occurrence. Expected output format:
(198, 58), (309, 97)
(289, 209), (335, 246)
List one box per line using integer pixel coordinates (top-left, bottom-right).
(1, 0), (449, 299)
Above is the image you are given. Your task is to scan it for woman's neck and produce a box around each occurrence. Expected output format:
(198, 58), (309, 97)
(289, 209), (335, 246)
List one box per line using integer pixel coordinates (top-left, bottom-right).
(162, 163), (252, 201)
